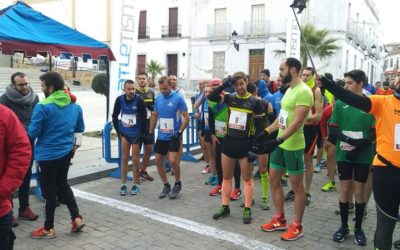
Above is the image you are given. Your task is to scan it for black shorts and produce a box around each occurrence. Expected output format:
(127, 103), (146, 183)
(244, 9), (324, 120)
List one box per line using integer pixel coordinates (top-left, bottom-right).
(139, 133), (154, 145)
(327, 133), (337, 145)
(154, 139), (180, 155)
(221, 135), (253, 159)
(121, 134), (141, 145)
(204, 130), (212, 143)
(316, 126), (323, 149)
(337, 161), (370, 183)
(304, 125), (318, 155)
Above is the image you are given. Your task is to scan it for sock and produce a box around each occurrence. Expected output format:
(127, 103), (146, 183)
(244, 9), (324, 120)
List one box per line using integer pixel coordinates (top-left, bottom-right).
(355, 202), (365, 230)
(221, 179), (232, 206)
(243, 179), (254, 208)
(261, 172), (269, 200)
(234, 162), (241, 188)
(339, 201), (349, 228)
(331, 180), (335, 185)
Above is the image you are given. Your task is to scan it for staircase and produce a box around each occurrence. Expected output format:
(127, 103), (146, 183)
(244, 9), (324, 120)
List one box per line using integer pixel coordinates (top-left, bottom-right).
(0, 66), (44, 94)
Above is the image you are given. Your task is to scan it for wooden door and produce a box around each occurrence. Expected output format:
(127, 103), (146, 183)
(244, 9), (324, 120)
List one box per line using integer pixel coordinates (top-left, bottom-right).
(248, 49), (265, 83)
(137, 55), (146, 74)
(167, 54), (178, 76)
(169, 8), (178, 37)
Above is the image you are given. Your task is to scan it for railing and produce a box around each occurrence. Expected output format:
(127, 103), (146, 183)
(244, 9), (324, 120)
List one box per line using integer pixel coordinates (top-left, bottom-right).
(138, 26), (150, 39)
(207, 23), (232, 40)
(161, 24), (182, 38)
(243, 20), (270, 37)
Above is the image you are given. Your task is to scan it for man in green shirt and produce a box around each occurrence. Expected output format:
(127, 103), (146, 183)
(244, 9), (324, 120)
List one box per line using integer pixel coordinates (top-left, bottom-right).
(328, 69), (375, 246)
(258, 57), (313, 241)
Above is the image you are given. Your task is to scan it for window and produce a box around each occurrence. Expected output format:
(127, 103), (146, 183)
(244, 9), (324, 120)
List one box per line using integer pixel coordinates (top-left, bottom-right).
(214, 8), (227, 37)
(354, 54), (357, 69)
(138, 11), (148, 39)
(251, 4), (265, 35)
(213, 52), (225, 79)
(137, 55), (146, 75)
(390, 59), (393, 67)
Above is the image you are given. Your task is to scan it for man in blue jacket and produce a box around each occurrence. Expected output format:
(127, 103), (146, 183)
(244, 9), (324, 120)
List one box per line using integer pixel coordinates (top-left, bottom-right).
(28, 72), (85, 239)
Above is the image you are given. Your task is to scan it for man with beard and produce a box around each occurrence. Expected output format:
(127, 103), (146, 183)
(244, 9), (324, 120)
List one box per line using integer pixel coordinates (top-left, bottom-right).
(29, 72), (85, 239)
(258, 58), (313, 241)
(149, 76), (189, 199)
(0, 72), (39, 224)
(320, 74), (400, 250)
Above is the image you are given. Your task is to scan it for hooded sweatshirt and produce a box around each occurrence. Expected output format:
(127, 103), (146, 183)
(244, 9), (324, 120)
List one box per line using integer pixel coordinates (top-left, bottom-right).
(28, 90), (85, 161)
(0, 85), (39, 129)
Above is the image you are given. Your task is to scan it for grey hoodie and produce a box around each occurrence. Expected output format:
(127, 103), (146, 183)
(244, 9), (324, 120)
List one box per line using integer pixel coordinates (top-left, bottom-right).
(0, 84), (39, 129)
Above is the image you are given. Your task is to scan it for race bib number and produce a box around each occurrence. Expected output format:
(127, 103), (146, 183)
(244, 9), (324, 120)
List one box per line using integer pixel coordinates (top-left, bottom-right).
(215, 120), (227, 135)
(121, 114), (136, 127)
(279, 110), (288, 129)
(146, 108), (152, 119)
(340, 131), (363, 151)
(228, 110), (247, 130)
(159, 118), (174, 133)
(204, 112), (209, 127)
(395, 124), (400, 151)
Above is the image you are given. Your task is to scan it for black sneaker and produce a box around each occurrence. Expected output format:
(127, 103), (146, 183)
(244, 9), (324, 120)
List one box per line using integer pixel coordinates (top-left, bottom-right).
(253, 170), (261, 180)
(213, 205), (230, 220)
(394, 239), (400, 249)
(159, 185), (171, 198)
(305, 193), (311, 206)
(354, 228), (367, 246)
(168, 183), (182, 199)
(332, 226), (349, 242)
(285, 190), (295, 202)
(243, 207), (252, 224)
(281, 178), (288, 187)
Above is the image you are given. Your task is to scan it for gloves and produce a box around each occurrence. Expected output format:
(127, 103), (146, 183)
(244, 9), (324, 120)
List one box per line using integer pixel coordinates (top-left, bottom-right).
(254, 130), (270, 146)
(247, 146), (259, 163)
(222, 77), (233, 89)
(346, 146), (364, 161)
(257, 137), (284, 155)
(346, 138), (369, 147)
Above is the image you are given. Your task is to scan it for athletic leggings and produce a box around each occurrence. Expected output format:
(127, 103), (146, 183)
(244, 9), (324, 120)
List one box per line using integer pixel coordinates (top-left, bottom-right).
(38, 151), (80, 230)
(373, 164), (400, 250)
(215, 138), (241, 188)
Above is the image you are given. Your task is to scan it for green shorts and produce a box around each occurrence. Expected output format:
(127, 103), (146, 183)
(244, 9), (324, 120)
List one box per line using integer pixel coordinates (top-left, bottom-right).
(270, 147), (304, 175)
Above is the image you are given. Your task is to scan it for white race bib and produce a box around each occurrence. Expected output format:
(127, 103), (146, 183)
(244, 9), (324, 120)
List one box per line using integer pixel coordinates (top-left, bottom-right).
(228, 110), (247, 131)
(340, 131), (363, 151)
(204, 112), (209, 127)
(121, 114), (136, 127)
(159, 118), (174, 133)
(215, 120), (227, 135)
(146, 108), (152, 119)
(395, 124), (400, 151)
(279, 110), (288, 129)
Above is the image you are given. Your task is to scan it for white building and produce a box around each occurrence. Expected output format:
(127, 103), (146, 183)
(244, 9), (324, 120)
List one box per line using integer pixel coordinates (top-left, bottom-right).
(383, 43), (400, 80)
(19, 0), (387, 88)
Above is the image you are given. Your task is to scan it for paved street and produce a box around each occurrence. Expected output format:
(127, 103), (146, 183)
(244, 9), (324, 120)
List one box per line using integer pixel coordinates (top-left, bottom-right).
(13, 157), (400, 250)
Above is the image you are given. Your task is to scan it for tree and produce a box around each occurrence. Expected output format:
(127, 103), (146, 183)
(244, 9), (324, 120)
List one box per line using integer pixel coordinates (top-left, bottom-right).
(91, 73), (108, 96)
(145, 60), (165, 87)
(274, 23), (340, 68)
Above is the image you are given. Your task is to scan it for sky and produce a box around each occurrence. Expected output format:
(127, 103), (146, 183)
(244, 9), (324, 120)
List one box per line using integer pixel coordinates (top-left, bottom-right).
(374, 1), (400, 44)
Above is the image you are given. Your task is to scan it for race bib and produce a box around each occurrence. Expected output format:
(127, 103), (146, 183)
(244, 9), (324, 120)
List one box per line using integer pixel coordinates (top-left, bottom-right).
(340, 131), (363, 151)
(395, 124), (400, 151)
(159, 118), (174, 133)
(146, 108), (152, 119)
(215, 120), (227, 135)
(121, 114), (136, 127)
(279, 110), (288, 129)
(204, 112), (209, 127)
(228, 110), (247, 130)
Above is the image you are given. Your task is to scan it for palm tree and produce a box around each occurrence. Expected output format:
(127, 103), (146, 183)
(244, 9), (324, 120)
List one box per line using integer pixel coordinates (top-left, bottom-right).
(145, 60), (165, 87)
(274, 23), (340, 67)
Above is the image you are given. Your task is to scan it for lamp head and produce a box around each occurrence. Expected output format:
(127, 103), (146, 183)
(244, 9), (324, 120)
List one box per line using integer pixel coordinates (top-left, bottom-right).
(290, 0), (308, 14)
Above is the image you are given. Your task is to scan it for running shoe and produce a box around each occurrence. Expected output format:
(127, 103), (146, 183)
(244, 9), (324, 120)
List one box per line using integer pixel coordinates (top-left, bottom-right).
(140, 170), (154, 181)
(30, 227), (56, 239)
(321, 181), (337, 192)
(212, 205), (230, 220)
(209, 185), (221, 196)
(354, 228), (367, 246)
(201, 165), (210, 174)
(131, 185), (140, 195)
(230, 188), (242, 200)
(71, 216), (85, 233)
(168, 183), (182, 199)
(210, 176), (219, 186)
(253, 170), (261, 180)
(332, 226), (349, 242)
(261, 197), (270, 210)
(159, 185), (171, 198)
(305, 193), (311, 205)
(18, 207), (38, 220)
(319, 159), (327, 169)
(205, 175), (217, 185)
(284, 190), (295, 202)
(313, 164), (321, 173)
(120, 184), (127, 196)
(261, 216), (287, 232)
(280, 177), (288, 187)
(243, 207), (252, 224)
(281, 223), (303, 241)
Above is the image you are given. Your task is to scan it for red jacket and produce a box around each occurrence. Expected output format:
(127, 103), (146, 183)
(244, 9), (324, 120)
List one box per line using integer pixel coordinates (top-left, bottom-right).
(320, 105), (333, 138)
(0, 104), (31, 217)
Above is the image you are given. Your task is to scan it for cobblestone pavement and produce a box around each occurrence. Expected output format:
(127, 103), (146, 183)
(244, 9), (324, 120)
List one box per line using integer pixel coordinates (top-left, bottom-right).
(13, 159), (400, 250)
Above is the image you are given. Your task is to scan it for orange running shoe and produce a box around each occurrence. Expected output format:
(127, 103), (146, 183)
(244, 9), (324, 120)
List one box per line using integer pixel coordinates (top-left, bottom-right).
(261, 216), (287, 232)
(281, 223), (303, 241)
(209, 185), (221, 196)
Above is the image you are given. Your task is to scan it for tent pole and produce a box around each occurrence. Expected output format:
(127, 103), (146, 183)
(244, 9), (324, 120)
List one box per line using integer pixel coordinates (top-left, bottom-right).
(49, 52), (52, 72)
(106, 59), (110, 122)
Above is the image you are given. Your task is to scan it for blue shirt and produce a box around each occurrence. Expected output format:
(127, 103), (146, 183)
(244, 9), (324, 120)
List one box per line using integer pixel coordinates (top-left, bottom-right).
(271, 90), (284, 115)
(155, 91), (188, 140)
(257, 80), (268, 98)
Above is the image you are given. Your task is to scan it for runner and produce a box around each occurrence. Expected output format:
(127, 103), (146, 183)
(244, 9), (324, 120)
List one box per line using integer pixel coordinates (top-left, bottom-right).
(208, 71), (263, 224)
(112, 80), (147, 195)
(328, 70), (375, 246)
(136, 72), (155, 181)
(149, 76), (189, 199)
(320, 72), (400, 250)
(258, 57), (313, 241)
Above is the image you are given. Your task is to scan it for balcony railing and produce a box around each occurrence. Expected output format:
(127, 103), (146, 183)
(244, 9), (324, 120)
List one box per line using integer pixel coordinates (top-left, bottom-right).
(243, 20), (270, 37)
(138, 26), (150, 39)
(161, 24), (182, 38)
(207, 23), (232, 40)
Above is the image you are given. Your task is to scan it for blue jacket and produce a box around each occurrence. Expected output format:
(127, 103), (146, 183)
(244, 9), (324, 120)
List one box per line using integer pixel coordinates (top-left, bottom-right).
(28, 90), (84, 161)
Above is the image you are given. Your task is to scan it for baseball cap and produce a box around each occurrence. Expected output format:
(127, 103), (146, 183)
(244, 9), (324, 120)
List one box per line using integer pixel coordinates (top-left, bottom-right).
(208, 78), (222, 87)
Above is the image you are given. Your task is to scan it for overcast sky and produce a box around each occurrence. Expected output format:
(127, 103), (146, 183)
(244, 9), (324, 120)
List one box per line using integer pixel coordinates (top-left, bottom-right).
(374, 1), (400, 44)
